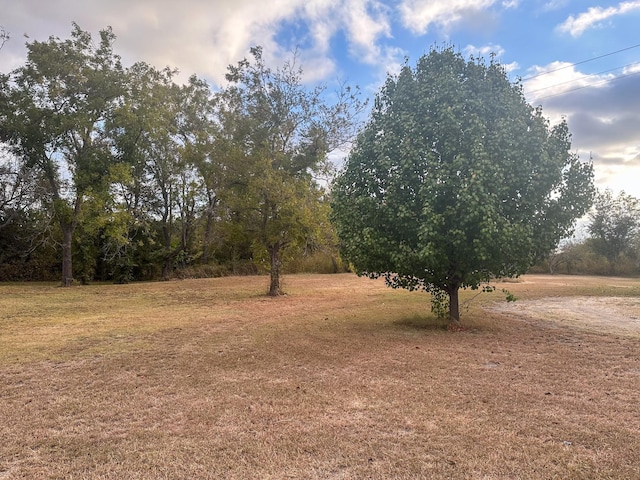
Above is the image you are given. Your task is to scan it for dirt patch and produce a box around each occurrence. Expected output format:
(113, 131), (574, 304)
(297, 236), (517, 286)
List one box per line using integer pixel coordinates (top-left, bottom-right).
(489, 296), (640, 336)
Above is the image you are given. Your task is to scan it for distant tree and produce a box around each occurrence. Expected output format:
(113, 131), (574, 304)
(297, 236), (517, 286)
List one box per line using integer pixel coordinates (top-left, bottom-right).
(545, 240), (586, 275)
(331, 47), (594, 321)
(220, 47), (364, 295)
(588, 190), (640, 274)
(111, 62), (193, 279)
(0, 148), (32, 230)
(0, 27), (8, 51)
(0, 24), (124, 286)
(0, 147), (58, 280)
(175, 75), (222, 265)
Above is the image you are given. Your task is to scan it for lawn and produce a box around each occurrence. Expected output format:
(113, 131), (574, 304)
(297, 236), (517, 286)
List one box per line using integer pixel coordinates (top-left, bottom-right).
(1, 274), (639, 479)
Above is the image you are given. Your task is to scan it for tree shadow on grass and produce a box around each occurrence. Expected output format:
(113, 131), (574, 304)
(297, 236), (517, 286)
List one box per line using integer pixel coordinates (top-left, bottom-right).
(392, 314), (449, 331)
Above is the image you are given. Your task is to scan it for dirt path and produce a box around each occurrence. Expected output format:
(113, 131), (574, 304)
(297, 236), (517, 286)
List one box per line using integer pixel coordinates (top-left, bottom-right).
(489, 295), (640, 336)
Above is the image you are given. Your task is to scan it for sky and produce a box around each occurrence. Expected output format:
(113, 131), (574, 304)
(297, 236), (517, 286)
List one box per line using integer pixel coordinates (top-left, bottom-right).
(1, 0), (639, 202)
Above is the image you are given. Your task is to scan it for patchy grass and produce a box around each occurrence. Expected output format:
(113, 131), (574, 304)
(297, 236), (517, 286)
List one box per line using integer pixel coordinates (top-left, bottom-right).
(1, 274), (639, 479)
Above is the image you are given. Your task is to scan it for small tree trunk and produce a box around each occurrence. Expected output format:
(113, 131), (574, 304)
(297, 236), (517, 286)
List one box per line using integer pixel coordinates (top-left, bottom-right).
(202, 215), (213, 264)
(161, 222), (173, 280)
(448, 286), (460, 322)
(202, 196), (217, 265)
(268, 243), (284, 296)
(162, 258), (172, 281)
(61, 223), (74, 287)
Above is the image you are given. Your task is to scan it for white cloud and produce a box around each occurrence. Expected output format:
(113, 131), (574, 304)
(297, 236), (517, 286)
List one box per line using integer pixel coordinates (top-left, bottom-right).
(622, 62), (640, 74)
(522, 62), (613, 107)
(558, 1), (640, 37)
(541, 0), (568, 12)
(523, 62), (640, 196)
(463, 43), (506, 59)
(341, 0), (392, 65)
(399, 0), (497, 34)
(503, 61), (520, 73)
(299, 0), (403, 82)
(591, 153), (640, 196)
(0, 0), (396, 86)
(461, 44), (518, 72)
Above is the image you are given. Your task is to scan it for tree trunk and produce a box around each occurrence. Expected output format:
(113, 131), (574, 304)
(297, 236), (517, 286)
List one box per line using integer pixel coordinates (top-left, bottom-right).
(202, 195), (217, 265)
(161, 222), (172, 281)
(162, 258), (172, 281)
(448, 286), (460, 322)
(268, 243), (284, 296)
(331, 256), (339, 274)
(202, 213), (214, 264)
(61, 222), (74, 287)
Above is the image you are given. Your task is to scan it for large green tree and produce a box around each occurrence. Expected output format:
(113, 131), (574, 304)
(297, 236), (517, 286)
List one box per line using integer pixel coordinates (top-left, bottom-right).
(588, 190), (640, 273)
(1, 24), (124, 285)
(331, 47), (594, 321)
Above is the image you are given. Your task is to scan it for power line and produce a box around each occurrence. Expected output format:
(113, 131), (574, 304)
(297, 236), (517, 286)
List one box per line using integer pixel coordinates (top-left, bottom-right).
(531, 69), (640, 101)
(525, 61), (640, 95)
(521, 42), (640, 81)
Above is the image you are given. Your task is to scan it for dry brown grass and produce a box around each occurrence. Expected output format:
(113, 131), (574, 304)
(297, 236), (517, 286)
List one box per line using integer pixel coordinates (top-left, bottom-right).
(1, 274), (639, 479)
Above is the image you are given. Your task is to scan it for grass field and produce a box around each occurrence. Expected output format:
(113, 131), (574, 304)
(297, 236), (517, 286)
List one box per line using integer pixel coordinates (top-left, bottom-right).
(1, 274), (639, 479)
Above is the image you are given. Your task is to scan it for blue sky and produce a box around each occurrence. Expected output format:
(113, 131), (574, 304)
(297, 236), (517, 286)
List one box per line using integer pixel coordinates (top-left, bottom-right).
(1, 0), (639, 202)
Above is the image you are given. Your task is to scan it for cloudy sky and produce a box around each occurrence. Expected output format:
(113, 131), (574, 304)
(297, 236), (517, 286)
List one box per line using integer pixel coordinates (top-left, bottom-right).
(1, 0), (639, 198)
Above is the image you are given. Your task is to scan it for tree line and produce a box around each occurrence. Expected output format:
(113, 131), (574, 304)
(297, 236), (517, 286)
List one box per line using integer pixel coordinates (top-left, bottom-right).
(0, 24), (364, 293)
(3, 27), (633, 319)
(537, 190), (640, 276)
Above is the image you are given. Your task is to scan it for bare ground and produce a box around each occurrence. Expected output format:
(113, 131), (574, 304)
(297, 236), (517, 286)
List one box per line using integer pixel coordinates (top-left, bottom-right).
(489, 285), (640, 337)
(1, 274), (639, 479)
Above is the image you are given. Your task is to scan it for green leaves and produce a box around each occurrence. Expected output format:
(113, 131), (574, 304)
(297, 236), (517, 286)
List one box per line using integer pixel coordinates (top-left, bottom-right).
(588, 190), (640, 270)
(2, 24), (126, 285)
(220, 48), (364, 294)
(332, 46), (595, 320)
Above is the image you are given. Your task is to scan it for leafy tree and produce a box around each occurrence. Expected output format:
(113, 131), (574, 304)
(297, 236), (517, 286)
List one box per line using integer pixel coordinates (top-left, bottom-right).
(0, 149), (57, 280)
(331, 47), (594, 321)
(174, 75), (221, 266)
(0, 148), (35, 229)
(111, 62), (189, 279)
(1, 23), (124, 285)
(546, 241), (577, 275)
(588, 190), (640, 273)
(221, 47), (364, 295)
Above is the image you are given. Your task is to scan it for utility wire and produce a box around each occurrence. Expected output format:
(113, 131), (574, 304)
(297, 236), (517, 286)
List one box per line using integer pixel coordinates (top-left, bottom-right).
(521, 42), (640, 81)
(525, 61), (640, 95)
(531, 69), (640, 101)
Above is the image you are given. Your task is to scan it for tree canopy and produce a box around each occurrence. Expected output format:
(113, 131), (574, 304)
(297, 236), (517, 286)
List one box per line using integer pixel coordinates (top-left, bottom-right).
(588, 190), (640, 273)
(1, 23), (125, 285)
(331, 47), (595, 321)
(219, 47), (364, 295)
(0, 25), (362, 289)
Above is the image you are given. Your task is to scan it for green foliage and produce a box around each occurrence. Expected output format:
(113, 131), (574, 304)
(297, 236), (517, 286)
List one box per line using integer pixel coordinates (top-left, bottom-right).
(0, 27), (362, 284)
(220, 47), (364, 295)
(588, 190), (640, 273)
(110, 63), (215, 280)
(331, 46), (595, 320)
(503, 289), (517, 303)
(535, 235), (640, 277)
(1, 23), (125, 285)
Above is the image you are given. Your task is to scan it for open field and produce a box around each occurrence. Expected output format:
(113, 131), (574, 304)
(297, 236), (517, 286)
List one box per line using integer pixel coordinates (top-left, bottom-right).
(1, 274), (640, 479)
